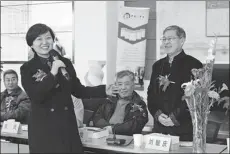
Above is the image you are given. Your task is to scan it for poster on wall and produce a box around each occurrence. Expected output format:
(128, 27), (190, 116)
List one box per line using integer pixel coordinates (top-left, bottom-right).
(116, 6), (150, 90)
(206, 1), (229, 37)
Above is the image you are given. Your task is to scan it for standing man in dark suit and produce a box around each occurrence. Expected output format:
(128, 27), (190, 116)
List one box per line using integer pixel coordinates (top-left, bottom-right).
(147, 25), (203, 141)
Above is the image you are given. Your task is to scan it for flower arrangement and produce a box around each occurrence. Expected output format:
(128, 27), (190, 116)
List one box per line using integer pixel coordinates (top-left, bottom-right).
(181, 36), (229, 153)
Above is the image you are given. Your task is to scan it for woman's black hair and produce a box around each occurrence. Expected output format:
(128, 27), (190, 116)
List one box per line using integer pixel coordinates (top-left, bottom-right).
(26, 23), (55, 47)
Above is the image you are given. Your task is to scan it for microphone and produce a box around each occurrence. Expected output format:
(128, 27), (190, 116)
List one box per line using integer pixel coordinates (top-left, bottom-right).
(49, 49), (70, 80)
(106, 123), (126, 145)
(106, 110), (144, 146)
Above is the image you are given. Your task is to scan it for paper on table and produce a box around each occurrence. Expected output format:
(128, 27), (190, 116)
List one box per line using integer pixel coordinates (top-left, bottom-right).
(179, 141), (193, 147)
(79, 127), (109, 139)
(21, 125), (28, 131)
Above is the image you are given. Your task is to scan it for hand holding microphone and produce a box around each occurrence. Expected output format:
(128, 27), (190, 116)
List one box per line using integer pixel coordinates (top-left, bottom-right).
(49, 49), (70, 80)
(106, 84), (120, 96)
(50, 60), (66, 76)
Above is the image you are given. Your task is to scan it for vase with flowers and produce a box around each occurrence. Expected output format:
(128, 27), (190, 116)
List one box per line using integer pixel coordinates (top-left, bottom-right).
(181, 35), (229, 153)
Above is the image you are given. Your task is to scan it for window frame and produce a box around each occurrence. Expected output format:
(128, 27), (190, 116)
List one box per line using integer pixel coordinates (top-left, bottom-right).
(0, 1), (75, 64)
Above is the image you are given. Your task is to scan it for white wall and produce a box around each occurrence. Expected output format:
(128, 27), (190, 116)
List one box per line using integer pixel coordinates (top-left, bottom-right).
(1, 1), (114, 91)
(106, 1), (124, 85)
(156, 1), (229, 64)
(73, 1), (107, 85)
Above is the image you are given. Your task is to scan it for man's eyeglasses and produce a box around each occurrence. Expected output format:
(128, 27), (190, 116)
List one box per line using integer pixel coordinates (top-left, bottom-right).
(160, 37), (180, 43)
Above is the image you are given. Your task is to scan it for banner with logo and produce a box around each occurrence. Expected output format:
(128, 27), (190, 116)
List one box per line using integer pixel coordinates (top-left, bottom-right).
(116, 7), (150, 90)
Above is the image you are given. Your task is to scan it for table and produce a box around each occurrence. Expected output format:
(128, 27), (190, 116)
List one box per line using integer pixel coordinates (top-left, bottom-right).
(82, 134), (228, 153)
(1, 128), (228, 153)
(1, 130), (28, 139)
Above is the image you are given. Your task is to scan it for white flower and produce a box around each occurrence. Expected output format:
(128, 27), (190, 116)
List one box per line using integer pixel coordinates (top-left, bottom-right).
(206, 51), (215, 62)
(220, 83), (229, 92)
(209, 40), (216, 48)
(207, 37), (217, 58)
(193, 79), (200, 85)
(181, 80), (193, 88)
(207, 48), (214, 55)
(181, 81), (195, 97)
(208, 90), (220, 100)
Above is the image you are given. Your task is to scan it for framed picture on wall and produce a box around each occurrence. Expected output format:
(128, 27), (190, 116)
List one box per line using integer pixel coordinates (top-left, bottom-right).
(206, 1), (229, 37)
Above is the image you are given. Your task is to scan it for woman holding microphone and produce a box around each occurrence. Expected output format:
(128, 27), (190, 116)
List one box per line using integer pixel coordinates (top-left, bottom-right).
(20, 23), (118, 153)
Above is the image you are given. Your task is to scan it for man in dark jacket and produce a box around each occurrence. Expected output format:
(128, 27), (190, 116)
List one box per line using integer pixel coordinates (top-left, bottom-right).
(1, 69), (30, 124)
(147, 25), (203, 141)
(93, 70), (148, 136)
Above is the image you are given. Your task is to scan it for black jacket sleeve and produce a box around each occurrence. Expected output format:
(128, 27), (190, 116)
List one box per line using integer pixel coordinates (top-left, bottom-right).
(147, 63), (162, 120)
(92, 100), (111, 128)
(65, 59), (107, 99)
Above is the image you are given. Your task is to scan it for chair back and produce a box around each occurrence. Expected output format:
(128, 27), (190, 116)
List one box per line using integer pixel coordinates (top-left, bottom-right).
(207, 120), (222, 143)
(83, 109), (94, 126)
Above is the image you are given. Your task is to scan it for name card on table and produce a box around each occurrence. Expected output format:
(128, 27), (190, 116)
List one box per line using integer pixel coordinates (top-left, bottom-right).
(1, 119), (21, 134)
(145, 135), (171, 151)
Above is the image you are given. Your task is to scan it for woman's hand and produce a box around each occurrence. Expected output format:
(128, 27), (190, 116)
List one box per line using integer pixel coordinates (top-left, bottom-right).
(106, 84), (120, 96)
(50, 60), (66, 76)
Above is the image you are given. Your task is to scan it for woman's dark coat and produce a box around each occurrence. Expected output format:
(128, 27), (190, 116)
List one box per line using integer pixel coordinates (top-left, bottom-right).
(20, 52), (106, 153)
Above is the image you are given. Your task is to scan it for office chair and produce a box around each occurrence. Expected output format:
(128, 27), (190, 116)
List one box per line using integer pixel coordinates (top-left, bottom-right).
(83, 109), (95, 126)
(206, 120), (222, 143)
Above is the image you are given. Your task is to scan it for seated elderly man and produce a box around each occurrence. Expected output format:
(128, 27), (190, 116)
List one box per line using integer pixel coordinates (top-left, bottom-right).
(92, 70), (148, 136)
(72, 61), (105, 128)
(1, 69), (30, 124)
